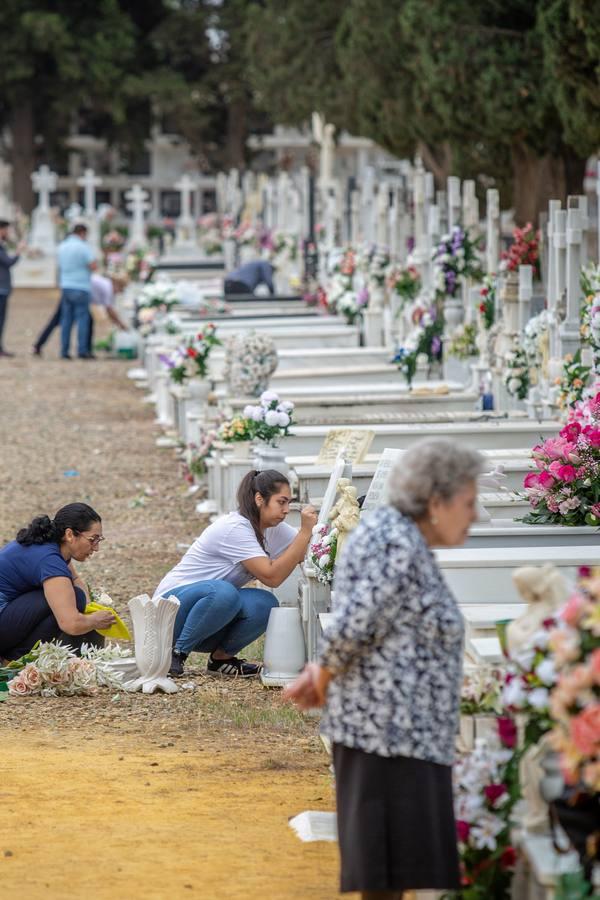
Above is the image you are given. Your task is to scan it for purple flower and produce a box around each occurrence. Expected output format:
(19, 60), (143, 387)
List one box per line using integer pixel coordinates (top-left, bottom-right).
(159, 353), (175, 368)
(357, 287), (369, 306)
(430, 335), (442, 356)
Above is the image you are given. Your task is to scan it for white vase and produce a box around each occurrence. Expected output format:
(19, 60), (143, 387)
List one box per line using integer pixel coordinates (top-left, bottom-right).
(261, 606), (307, 687)
(254, 443), (289, 475)
(124, 594), (180, 694)
(188, 378), (210, 401)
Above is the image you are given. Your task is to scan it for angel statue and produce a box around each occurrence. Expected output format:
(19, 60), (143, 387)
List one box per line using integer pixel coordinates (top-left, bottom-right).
(329, 477), (360, 560)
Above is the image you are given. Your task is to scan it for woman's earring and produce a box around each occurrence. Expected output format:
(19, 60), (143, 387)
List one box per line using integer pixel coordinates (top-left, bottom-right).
(431, 516), (438, 526)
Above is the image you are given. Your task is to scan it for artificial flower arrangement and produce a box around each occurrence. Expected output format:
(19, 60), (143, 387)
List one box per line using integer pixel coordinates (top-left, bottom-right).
(580, 264), (600, 370)
(197, 214), (223, 256)
(262, 230), (298, 265)
(126, 246), (157, 283)
(234, 221), (258, 248)
(555, 351), (594, 411)
(393, 299), (443, 388)
(548, 569), (600, 793)
(102, 228), (127, 253)
(503, 341), (530, 401)
(223, 331), (278, 397)
(446, 725), (520, 900)
(461, 667), (504, 717)
(360, 245), (391, 288)
(5, 640), (130, 697)
(478, 276), (496, 330)
(220, 215), (236, 242)
(522, 310), (549, 368)
(447, 322), (478, 361)
(137, 280), (179, 312)
(183, 429), (219, 482)
(501, 222), (541, 280)
(432, 227), (483, 298)
(387, 263), (421, 306)
(522, 394), (600, 526)
(160, 324), (221, 385)
(323, 248), (370, 325)
(219, 391), (294, 448)
(309, 523), (338, 584)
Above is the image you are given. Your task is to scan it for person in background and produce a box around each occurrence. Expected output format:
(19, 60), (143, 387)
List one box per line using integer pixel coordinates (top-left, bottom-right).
(32, 271), (128, 358)
(285, 438), (484, 900)
(0, 502), (114, 661)
(153, 469), (317, 678)
(57, 222), (96, 359)
(0, 220), (25, 357)
(224, 259), (275, 296)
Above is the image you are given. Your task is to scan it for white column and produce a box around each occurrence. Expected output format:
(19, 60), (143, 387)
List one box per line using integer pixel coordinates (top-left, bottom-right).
(518, 265), (533, 334)
(462, 180), (479, 232)
(485, 189), (500, 275)
(560, 207), (583, 357)
(447, 176), (461, 231)
(173, 174), (197, 250)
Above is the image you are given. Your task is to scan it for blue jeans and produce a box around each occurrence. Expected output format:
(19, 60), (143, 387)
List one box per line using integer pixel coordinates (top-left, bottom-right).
(165, 579), (278, 656)
(60, 288), (91, 358)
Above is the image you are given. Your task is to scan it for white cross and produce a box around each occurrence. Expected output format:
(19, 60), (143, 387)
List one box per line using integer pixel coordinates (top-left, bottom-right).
(77, 168), (103, 215)
(174, 174), (196, 221)
(126, 183), (150, 245)
(0, 159), (11, 197)
(31, 164), (58, 210)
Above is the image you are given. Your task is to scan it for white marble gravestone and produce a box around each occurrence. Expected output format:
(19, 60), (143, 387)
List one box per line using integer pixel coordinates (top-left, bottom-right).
(126, 183), (150, 248)
(77, 167), (102, 253)
(173, 174), (198, 253)
(13, 164), (58, 288)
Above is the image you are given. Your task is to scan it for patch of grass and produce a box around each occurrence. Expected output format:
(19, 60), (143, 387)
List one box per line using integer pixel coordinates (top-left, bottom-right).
(196, 687), (309, 735)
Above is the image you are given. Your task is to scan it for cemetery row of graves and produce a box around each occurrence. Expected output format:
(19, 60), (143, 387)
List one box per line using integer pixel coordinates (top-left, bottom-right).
(2, 151), (600, 897)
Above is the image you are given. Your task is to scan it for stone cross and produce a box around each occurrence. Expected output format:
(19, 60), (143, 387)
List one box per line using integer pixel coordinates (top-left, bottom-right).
(125, 183), (151, 247)
(546, 200), (561, 312)
(276, 171), (291, 232)
(360, 167), (376, 244)
(560, 206), (583, 357)
(597, 161), (600, 265)
(175, 174), (196, 225)
(77, 168), (102, 215)
(550, 208), (567, 362)
(426, 204), (440, 293)
(215, 172), (227, 216)
(462, 180), (479, 232)
(485, 189), (500, 275)
(447, 176), (461, 230)
(375, 183), (389, 248)
(518, 265), (533, 334)
(574, 195), (589, 266)
(31, 164), (57, 211)
(412, 159), (426, 265)
(350, 188), (360, 246)
(0, 159), (12, 219)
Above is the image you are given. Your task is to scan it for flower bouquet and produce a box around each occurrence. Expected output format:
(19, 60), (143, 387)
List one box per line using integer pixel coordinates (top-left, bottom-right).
(548, 569), (600, 792)
(461, 668), (504, 717)
(501, 617), (559, 745)
(448, 322), (478, 361)
(184, 429), (219, 481)
(223, 331), (278, 397)
(360, 246), (390, 288)
(137, 280), (179, 312)
(501, 223), (540, 280)
(325, 248), (370, 324)
(556, 351), (594, 411)
(393, 300), (443, 388)
(387, 264), (421, 306)
(503, 342), (530, 400)
(241, 391), (295, 447)
(447, 728), (520, 900)
(522, 310), (549, 368)
(433, 227), (483, 298)
(102, 228), (127, 254)
(6, 640), (129, 697)
(523, 401), (600, 526)
(160, 324), (221, 385)
(580, 264), (600, 370)
(478, 276), (496, 330)
(309, 524), (338, 584)
(126, 246), (157, 283)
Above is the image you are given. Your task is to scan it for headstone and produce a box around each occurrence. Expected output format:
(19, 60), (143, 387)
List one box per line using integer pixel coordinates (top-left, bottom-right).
(447, 176), (461, 231)
(29, 164), (58, 254)
(126, 183), (151, 248)
(462, 180), (479, 232)
(0, 159), (13, 220)
(360, 167), (376, 244)
(173, 174), (197, 251)
(76, 167), (102, 253)
(518, 265), (533, 334)
(362, 448), (401, 510)
(412, 159), (426, 265)
(375, 183), (389, 248)
(316, 429), (375, 465)
(560, 206), (583, 357)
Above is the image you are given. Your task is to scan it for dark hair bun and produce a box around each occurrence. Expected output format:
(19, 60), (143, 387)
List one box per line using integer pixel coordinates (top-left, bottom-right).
(16, 515), (58, 546)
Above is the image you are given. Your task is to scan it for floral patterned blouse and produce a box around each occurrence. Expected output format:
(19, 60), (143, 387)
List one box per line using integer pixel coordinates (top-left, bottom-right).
(319, 506), (464, 766)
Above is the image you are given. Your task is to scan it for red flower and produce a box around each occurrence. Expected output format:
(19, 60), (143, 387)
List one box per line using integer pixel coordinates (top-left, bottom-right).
(456, 820), (471, 843)
(497, 716), (517, 748)
(484, 783), (508, 805)
(187, 347), (198, 358)
(560, 422), (581, 441)
(501, 847), (517, 869)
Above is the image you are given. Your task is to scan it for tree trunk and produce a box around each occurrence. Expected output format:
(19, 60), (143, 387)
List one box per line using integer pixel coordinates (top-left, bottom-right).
(511, 141), (586, 227)
(417, 141), (453, 189)
(10, 100), (35, 214)
(224, 97), (247, 170)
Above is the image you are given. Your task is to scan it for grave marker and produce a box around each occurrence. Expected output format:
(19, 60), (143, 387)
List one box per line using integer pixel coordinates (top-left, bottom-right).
(316, 429), (375, 465)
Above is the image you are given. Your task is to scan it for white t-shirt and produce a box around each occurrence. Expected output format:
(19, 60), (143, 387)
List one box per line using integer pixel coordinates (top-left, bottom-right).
(153, 512), (297, 598)
(90, 273), (115, 308)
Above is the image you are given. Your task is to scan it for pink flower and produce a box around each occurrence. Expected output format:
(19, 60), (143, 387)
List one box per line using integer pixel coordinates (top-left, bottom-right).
(549, 628), (581, 666)
(20, 663), (42, 692)
(8, 674), (30, 695)
(591, 649), (600, 683)
(561, 593), (587, 627)
(548, 460), (564, 477)
(556, 465), (577, 483)
(537, 471), (555, 489)
(582, 426), (600, 446)
(497, 716), (517, 748)
(590, 503), (600, 519)
(523, 472), (540, 489)
(569, 706), (600, 756)
(560, 422), (581, 442)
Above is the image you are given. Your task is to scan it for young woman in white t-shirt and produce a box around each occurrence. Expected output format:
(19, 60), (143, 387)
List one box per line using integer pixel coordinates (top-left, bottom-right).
(154, 469), (317, 677)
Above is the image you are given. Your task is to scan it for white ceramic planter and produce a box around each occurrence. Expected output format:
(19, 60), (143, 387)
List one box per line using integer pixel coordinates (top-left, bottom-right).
(254, 443), (289, 475)
(125, 593), (180, 694)
(261, 606), (306, 687)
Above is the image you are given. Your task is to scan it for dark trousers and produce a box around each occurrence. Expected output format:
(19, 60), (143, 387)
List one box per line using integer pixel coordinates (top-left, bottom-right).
(34, 300), (62, 351)
(0, 290), (10, 349)
(0, 586), (103, 660)
(224, 279), (251, 296)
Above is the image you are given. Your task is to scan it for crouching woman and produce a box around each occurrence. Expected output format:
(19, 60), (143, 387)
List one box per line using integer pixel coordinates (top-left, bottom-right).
(0, 503), (115, 661)
(153, 469), (317, 677)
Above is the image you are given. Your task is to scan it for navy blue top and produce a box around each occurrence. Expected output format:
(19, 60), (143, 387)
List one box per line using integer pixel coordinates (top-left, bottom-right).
(0, 541), (72, 613)
(227, 260), (274, 294)
(0, 242), (20, 293)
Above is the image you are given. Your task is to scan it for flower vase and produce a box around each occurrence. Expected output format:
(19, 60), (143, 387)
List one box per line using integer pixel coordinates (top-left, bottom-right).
(188, 378), (210, 402)
(125, 593), (180, 694)
(254, 443), (289, 475)
(443, 293), (464, 341)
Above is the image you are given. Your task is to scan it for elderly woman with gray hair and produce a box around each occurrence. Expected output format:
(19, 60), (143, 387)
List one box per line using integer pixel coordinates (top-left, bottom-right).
(285, 438), (484, 900)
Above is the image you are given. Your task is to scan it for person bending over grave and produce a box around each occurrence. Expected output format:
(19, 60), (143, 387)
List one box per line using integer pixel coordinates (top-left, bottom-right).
(153, 469), (317, 678)
(0, 503), (115, 661)
(223, 259), (275, 296)
(285, 439), (484, 900)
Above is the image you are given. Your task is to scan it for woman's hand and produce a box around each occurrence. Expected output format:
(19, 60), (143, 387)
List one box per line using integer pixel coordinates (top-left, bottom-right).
(88, 610), (117, 630)
(300, 505), (318, 534)
(283, 662), (330, 710)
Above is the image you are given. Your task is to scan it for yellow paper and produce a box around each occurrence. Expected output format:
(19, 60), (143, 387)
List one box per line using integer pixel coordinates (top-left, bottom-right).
(84, 601), (131, 641)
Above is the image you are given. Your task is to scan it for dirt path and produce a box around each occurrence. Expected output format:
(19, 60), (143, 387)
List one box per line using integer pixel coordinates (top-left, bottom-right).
(0, 290), (341, 899)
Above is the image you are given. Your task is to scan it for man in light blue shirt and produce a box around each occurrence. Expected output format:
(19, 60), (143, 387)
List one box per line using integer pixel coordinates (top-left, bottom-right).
(57, 223), (96, 359)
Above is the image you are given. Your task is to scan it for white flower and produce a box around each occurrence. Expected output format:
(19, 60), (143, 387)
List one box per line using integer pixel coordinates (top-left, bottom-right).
(502, 677), (526, 708)
(264, 409), (280, 427)
(311, 524), (322, 535)
(528, 687), (549, 710)
(470, 814), (504, 851)
(319, 554), (331, 569)
(508, 377), (522, 393)
(243, 405), (256, 418)
(260, 390), (279, 405)
(277, 401), (294, 413)
(535, 658), (557, 686)
(276, 412), (290, 427)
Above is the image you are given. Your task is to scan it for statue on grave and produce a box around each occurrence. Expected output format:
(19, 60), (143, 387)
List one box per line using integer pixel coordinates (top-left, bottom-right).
(506, 564), (570, 658)
(329, 477), (360, 560)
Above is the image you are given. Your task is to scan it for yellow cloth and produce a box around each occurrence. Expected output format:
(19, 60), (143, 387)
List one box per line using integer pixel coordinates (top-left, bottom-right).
(84, 602), (131, 641)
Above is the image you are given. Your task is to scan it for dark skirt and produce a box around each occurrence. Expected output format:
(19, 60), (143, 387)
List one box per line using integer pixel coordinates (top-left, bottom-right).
(332, 743), (461, 894)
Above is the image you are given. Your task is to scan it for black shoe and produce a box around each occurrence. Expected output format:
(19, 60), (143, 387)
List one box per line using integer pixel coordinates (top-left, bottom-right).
(206, 654), (261, 678)
(0, 349), (15, 358)
(61, 355), (72, 360)
(79, 353), (96, 360)
(168, 649), (188, 677)
(31, 345), (42, 357)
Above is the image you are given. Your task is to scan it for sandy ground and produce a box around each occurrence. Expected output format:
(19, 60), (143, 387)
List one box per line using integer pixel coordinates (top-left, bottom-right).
(0, 289), (341, 899)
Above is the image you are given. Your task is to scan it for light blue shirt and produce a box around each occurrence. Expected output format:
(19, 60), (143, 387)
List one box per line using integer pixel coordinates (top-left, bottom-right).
(57, 234), (95, 291)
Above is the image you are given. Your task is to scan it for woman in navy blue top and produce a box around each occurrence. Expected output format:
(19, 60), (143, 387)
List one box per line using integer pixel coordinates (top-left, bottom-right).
(0, 502), (115, 660)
